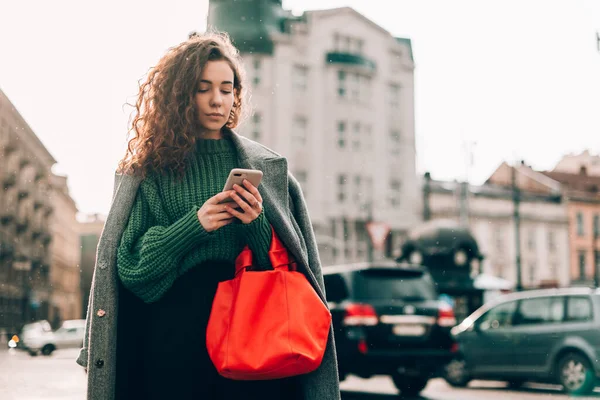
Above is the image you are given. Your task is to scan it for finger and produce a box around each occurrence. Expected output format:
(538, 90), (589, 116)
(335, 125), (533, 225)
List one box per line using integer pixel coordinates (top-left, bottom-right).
(229, 191), (254, 213)
(242, 179), (262, 203)
(217, 218), (236, 229)
(224, 203), (246, 221)
(208, 203), (236, 214)
(233, 184), (259, 207)
(213, 211), (234, 221)
(207, 190), (236, 205)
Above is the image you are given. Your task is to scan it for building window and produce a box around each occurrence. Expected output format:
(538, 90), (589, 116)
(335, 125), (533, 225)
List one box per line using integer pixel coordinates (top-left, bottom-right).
(361, 75), (372, 103)
(251, 112), (262, 141)
(527, 230), (536, 250)
(343, 218), (351, 258)
(389, 130), (401, 156)
(252, 58), (261, 86)
(351, 73), (360, 102)
(353, 122), (361, 150)
(292, 116), (307, 146)
(365, 177), (373, 206)
(353, 175), (362, 203)
(548, 230), (556, 252)
(576, 212), (584, 236)
(333, 33), (363, 55)
(389, 179), (401, 207)
(337, 121), (346, 148)
(338, 174), (347, 203)
(293, 65), (308, 92)
(355, 39), (364, 54)
(295, 170), (308, 198)
(549, 262), (558, 279)
(337, 70), (346, 98)
(364, 124), (372, 151)
(594, 214), (599, 238)
(495, 226), (504, 252)
(389, 83), (400, 109)
(528, 262), (536, 285)
(579, 250), (586, 280)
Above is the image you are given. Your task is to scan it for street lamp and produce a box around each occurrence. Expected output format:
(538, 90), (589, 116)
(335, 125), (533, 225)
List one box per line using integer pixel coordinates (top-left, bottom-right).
(511, 163), (523, 291)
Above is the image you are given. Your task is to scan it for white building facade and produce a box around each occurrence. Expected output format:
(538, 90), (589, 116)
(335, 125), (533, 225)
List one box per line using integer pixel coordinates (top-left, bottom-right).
(208, 3), (421, 265)
(425, 178), (571, 288)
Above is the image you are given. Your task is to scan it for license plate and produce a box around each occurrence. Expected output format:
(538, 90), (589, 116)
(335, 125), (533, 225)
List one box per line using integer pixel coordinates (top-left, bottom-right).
(392, 324), (426, 336)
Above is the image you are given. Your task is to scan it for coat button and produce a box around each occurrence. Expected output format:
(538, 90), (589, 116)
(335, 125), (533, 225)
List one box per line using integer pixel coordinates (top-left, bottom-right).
(95, 359), (104, 368)
(97, 309), (106, 317)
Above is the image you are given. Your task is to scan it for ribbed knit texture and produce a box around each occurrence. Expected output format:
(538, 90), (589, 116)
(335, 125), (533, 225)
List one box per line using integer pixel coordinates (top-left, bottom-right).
(117, 138), (273, 303)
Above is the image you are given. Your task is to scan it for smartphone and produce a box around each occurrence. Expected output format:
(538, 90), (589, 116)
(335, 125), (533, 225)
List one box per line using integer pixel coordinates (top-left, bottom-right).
(219, 168), (263, 203)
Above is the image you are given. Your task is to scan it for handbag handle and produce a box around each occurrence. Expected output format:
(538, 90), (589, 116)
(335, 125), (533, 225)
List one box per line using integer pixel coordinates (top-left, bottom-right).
(234, 226), (297, 276)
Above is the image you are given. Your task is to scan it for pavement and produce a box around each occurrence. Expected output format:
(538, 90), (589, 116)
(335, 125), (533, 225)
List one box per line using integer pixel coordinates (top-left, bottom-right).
(1, 348), (599, 399)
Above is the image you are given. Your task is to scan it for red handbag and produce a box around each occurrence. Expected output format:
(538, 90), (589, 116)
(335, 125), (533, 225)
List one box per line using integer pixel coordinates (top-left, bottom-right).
(206, 227), (332, 380)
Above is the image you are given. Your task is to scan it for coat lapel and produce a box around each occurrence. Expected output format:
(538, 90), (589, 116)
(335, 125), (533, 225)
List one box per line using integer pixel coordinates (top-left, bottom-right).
(227, 131), (309, 271)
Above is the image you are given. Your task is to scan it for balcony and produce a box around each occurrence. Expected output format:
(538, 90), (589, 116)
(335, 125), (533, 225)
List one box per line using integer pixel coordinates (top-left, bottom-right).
(43, 205), (54, 218)
(41, 232), (52, 246)
(0, 241), (15, 260)
(15, 218), (30, 234)
(0, 213), (15, 226)
(325, 52), (376, 72)
(19, 158), (31, 170)
(17, 187), (30, 200)
(3, 173), (16, 190)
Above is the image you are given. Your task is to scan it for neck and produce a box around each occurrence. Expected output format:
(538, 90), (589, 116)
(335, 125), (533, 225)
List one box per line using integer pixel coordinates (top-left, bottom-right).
(200, 128), (223, 140)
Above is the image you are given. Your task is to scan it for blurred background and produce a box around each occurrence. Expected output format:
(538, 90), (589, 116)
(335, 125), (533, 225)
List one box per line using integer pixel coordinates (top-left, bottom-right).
(0, 0), (599, 399)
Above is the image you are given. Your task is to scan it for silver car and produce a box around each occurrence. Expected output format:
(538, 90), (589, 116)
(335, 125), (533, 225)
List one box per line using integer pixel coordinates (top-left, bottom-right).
(446, 287), (600, 395)
(18, 319), (85, 356)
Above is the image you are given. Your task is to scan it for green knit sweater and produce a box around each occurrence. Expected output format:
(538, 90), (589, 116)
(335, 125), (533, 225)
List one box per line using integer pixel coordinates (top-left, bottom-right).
(116, 138), (273, 303)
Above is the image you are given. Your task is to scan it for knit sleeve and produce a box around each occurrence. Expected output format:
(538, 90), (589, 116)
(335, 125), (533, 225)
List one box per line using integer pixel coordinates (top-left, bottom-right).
(117, 178), (212, 303)
(238, 210), (273, 269)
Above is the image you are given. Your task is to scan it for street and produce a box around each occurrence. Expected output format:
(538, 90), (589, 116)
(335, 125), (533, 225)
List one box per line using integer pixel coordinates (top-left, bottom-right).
(1, 349), (599, 399)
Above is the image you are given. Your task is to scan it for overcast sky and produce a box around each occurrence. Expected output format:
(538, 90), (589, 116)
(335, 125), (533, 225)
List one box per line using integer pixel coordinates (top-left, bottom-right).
(1, 0), (599, 216)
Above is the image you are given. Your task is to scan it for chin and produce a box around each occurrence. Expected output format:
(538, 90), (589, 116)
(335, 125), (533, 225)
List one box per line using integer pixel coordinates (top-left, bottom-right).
(201, 121), (225, 132)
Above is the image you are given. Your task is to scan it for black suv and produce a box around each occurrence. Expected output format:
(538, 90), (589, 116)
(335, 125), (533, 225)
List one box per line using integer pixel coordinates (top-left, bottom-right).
(323, 261), (458, 396)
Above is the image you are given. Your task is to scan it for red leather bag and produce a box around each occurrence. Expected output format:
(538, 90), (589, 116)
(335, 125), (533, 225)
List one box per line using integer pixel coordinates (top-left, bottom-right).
(206, 227), (332, 380)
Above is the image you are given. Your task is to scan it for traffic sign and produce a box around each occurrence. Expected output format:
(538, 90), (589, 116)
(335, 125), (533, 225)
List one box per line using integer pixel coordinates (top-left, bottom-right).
(366, 222), (391, 250)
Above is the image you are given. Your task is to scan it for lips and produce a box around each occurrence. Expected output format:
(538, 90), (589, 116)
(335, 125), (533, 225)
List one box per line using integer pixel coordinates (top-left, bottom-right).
(207, 113), (224, 117)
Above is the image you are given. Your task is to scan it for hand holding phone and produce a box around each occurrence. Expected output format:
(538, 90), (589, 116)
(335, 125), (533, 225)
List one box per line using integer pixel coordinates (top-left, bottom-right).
(219, 169), (263, 204)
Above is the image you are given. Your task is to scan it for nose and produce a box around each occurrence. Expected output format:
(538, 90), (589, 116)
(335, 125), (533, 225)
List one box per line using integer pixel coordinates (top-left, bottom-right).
(209, 88), (223, 107)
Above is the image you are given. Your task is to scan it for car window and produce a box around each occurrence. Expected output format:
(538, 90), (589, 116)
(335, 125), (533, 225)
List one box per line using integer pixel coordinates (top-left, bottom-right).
(514, 296), (564, 326)
(478, 301), (517, 331)
(566, 296), (593, 322)
(352, 269), (437, 301)
(324, 274), (349, 303)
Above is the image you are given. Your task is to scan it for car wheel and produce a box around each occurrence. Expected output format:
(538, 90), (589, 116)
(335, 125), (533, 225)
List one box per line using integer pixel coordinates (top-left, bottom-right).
(41, 344), (55, 356)
(506, 379), (526, 389)
(557, 352), (595, 395)
(444, 358), (471, 388)
(391, 373), (429, 397)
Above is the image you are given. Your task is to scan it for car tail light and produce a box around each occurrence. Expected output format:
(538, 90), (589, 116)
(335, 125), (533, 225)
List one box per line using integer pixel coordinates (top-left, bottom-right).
(450, 342), (459, 353)
(437, 303), (457, 327)
(343, 303), (378, 326)
(358, 339), (368, 354)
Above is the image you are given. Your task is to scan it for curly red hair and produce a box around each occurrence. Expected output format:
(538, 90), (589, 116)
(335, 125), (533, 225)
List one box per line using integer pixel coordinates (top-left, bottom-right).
(118, 31), (248, 178)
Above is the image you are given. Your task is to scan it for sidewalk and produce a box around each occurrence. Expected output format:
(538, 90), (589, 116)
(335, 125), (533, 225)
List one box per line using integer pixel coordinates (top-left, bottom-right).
(0, 348), (86, 400)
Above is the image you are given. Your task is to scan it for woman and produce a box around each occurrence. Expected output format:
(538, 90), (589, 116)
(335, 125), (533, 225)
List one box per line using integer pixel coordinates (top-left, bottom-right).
(76, 32), (340, 400)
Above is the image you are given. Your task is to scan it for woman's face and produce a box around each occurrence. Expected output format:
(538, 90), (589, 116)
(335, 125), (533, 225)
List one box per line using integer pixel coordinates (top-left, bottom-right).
(194, 60), (235, 137)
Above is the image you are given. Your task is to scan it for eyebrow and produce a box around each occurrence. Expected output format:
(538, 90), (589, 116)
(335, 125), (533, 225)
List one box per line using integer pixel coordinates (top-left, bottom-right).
(199, 79), (233, 85)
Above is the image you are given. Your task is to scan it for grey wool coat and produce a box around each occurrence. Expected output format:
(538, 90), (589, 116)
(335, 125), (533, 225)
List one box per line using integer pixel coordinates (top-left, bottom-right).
(76, 130), (341, 399)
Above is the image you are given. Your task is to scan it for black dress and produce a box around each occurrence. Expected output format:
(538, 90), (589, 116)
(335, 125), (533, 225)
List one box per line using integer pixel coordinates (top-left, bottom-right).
(115, 261), (299, 400)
